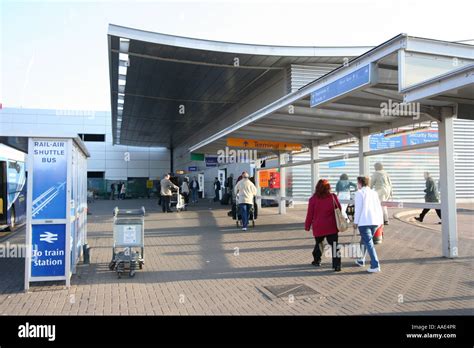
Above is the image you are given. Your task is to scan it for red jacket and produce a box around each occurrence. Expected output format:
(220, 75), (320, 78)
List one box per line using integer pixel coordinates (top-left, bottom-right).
(305, 193), (341, 237)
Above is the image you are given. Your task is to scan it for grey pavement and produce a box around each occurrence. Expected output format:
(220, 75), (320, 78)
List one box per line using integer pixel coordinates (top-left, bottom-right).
(0, 198), (472, 315)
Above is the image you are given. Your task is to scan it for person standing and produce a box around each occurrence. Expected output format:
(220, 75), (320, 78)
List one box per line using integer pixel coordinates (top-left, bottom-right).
(304, 179), (342, 272)
(190, 176), (200, 203)
(160, 174), (178, 213)
(234, 172), (257, 231)
(354, 176), (383, 273)
(110, 183), (116, 200)
(213, 177), (221, 202)
(336, 173), (357, 219)
(181, 177), (190, 205)
(371, 162), (393, 225)
(415, 172), (441, 224)
(120, 182), (126, 200)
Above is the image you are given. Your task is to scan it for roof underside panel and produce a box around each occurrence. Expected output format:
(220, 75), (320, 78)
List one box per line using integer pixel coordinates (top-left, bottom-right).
(108, 26), (369, 148)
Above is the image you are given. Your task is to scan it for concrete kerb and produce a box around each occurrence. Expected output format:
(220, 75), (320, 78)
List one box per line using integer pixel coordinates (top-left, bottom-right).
(394, 209), (440, 232)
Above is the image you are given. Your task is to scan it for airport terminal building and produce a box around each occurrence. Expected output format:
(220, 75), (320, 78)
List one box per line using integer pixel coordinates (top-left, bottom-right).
(1, 26), (472, 203)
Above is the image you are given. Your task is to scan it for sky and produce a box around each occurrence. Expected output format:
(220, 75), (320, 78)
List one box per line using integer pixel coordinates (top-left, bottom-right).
(1, 0), (473, 111)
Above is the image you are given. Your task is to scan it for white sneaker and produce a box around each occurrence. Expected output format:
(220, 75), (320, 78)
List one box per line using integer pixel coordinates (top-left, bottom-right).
(355, 259), (365, 267)
(367, 267), (381, 273)
(242, 227), (247, 231)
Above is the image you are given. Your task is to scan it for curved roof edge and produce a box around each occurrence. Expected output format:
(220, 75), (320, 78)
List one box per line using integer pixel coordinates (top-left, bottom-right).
(108, 24), (373, 57)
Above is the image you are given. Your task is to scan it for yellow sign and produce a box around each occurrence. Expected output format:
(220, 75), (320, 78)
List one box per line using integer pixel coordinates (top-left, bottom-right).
(227, 137), (301, 151)
(146, 180), (154, 189)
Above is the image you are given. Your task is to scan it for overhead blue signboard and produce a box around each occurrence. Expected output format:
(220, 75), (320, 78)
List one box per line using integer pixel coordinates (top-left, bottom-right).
(188, 166), (198, 172)
(31, 140), (67, 220)
(328, 160), (346, 168)
(310, 64), (375, 108)
(31, 224), (66, 277)
(370, 130), (439, 150)
(205, 156), (218, 167)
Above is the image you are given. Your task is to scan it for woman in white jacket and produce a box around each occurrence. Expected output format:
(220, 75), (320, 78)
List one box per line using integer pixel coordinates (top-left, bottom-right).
(354, 176), (383, 273)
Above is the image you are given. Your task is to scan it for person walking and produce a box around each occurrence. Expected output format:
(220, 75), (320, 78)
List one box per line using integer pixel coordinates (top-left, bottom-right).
(110, 183), (116, 200)
(234, 172), (257, 231)
(160, 174), (178, 213)
(226, 173), (234, 204)
(304, 179), (342, 272)
(181, 177), (190, 205)
(336, 173), (357, 219)
(354, 176), (384, 273)
(415, 172), (441, 224)
(371, 162), (393, 225)
(213, 177), (221, 202)
(190, 176), (200, 204)
(119, 182), (126, 200)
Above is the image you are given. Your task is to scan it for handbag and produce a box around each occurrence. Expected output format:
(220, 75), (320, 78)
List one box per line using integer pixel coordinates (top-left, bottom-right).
(332, 194), (350, 232)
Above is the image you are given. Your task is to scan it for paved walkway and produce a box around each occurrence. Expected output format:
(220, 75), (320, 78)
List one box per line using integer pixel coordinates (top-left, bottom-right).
(0, 198), (472, 315)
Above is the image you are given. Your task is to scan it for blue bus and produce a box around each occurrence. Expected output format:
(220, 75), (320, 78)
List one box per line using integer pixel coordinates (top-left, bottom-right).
(0, 144), (27, 230)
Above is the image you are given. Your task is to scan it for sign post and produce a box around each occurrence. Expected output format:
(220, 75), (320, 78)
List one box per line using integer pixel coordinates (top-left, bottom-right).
(25, 137), (89, 290)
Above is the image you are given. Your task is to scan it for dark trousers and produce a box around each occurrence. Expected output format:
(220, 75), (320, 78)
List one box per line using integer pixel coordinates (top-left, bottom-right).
(214, 189), (220, 202)
(420, 208), (441, 221)
(313, 234), (341, 268)
(162, 195), (171, 212)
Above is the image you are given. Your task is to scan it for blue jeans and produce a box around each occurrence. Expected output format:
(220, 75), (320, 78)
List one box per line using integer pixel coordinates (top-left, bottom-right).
(191, 188), (198, 202)
(358, 225), (380, 269)
(239, 203), (252, 228)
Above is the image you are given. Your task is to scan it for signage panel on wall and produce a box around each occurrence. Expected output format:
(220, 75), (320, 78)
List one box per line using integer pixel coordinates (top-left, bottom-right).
(31, 224), (66, 277)
(31, 140), (68, 220)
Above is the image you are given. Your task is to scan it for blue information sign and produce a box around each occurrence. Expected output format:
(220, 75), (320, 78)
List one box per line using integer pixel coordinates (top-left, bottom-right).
(310, 64), (373, 107)
(328, 160), (346, 168)
(31, 224), (66, 277)
(205, 156), (218, 167)
(31, 140), (68, 220)
(188, 166), (198, 172)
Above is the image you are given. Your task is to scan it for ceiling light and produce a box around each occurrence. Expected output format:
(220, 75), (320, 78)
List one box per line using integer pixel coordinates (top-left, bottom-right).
(328, 139), (358, 149)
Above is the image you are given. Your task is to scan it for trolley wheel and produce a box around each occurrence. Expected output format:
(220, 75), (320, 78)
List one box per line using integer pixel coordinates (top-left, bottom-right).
(108, 261), (116, 271)
(129, 270), (136, 278)
(117, 272), (122, 279)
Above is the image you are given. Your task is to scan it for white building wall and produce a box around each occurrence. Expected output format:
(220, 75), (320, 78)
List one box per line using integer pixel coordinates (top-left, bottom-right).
(0, 108), (170, 180)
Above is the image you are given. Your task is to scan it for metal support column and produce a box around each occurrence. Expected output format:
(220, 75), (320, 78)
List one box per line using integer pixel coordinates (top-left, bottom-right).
(438, 107), (458, 258)
(255, 159), (262, 209)
(310, 140), (319, 194)
(278, 152), (286, 215)
(359, 128), (370, 175)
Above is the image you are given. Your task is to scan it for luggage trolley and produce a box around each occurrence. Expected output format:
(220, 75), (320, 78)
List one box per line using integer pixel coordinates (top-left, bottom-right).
(170, 188), (186, 212)
(108, 207), (145, 278)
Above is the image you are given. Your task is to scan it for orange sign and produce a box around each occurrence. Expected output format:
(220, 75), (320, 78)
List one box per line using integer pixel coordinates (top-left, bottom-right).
(259, 171), (270, 188)
(258, 169), (280, 189)
(227, 138), (301, 151)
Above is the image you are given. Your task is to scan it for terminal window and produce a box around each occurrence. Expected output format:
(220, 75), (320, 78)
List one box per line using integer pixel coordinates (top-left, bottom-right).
(79, 134), (105, 142)
(87, 171), (105, 178)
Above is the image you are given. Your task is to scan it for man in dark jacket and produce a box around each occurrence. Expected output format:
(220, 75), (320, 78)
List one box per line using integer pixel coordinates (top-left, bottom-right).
(213, 177), (221, 202)
(415, 172), (441, 223)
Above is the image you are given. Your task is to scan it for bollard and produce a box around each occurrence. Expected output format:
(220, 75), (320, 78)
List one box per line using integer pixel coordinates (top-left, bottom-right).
(83, 244), (91, 264)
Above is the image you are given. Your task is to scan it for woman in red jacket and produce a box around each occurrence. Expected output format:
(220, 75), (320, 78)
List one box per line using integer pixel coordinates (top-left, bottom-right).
(305, 179), (342, 272)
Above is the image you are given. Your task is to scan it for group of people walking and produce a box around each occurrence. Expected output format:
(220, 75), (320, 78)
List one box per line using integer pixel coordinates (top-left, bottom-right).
(109, 182), (126, 200)
(304, 162), (442, 273)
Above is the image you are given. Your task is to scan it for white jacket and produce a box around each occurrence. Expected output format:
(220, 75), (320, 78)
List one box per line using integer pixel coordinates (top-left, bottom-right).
(234, 178), (257, 205)
(354, 186), (383, 227)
